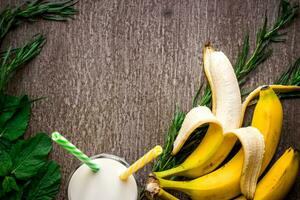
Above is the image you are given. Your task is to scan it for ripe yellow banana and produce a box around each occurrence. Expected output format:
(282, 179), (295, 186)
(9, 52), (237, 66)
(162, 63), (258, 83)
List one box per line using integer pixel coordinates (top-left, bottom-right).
(148, 87), (283, 200)
(235, 148), (299, 200)
(156, 45), (243, 178)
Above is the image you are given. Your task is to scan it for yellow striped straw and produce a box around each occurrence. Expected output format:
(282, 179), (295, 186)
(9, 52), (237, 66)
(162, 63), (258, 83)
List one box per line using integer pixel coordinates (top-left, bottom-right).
(119, 145), (163, 181)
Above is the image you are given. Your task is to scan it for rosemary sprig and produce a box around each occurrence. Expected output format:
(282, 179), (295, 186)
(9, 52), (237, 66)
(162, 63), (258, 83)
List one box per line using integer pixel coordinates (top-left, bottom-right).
(152, 110), (185, 171)
(16, 0), (78, 21)
(0, 0), (78, 92)
(0, 0), (78, 40)
(277, 58), (300, 86)
(241, 57), (300, 99)
(235, 1), (298, 82)
(153, 0), (299, 172)
(0, 35), (45, 91)
(277, 57), (300, 99)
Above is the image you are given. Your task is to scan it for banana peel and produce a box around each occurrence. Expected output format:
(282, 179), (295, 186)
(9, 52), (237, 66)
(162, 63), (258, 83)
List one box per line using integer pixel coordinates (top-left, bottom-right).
(172, 45), (242, 154)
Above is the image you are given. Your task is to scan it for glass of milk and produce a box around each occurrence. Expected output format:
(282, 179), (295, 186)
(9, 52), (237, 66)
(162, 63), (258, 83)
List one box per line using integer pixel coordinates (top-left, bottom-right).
(67, 154), (138, 200)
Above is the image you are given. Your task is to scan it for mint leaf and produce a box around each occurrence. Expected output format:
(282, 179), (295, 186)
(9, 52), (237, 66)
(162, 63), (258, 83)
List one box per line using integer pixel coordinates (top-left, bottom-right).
(7, 193), (22, 200)
(0, 96), (31, 141)
(0, 138), (12, 152)
(0, 190), (4, 198)
(0, 95), (22, 126)
(0, 150), (12, 176)
(10, 133), (52, 180)
(2, 176), (19, 193)
(23, 161), (61, 200)
(6, 186), (23, 200)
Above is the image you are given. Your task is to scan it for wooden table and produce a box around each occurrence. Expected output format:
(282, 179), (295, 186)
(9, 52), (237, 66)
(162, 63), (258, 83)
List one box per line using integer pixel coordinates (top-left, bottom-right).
(3, 0), (300, 199)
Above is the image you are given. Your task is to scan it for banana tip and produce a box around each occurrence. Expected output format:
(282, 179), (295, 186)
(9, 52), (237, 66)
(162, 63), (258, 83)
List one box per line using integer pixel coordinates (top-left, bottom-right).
(171, 148), (177, 156)
(261, 85), (270, 90)
(204, 42), (211, 47)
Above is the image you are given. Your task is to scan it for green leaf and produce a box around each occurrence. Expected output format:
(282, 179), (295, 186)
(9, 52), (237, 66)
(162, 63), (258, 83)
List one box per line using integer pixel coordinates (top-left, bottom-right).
(0, 189), (4, 198)
(2, 176), (19, 193)
(23, 161), (61, 200)
(0, 95), (22, 126)
(10, 133), (52, 180)
(7, 193), (22, 200)
(0, 95), (31, 141)
(0, 150), (12, 176)
(5, 186), (23, 200)
(0, 138), (12, 152)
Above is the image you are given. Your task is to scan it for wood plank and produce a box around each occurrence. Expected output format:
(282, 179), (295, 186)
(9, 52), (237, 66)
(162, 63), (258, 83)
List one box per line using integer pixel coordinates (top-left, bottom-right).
(1, 0), (300, 199)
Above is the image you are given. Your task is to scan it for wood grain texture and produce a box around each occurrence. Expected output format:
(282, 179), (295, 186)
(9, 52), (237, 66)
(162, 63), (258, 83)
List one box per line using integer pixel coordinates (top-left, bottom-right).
(1, 0), (300, 199)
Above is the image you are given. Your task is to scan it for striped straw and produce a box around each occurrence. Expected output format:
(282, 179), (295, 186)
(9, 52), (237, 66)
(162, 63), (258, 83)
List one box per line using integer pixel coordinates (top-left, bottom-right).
(51, 132), (100, 172)
(119, 145), (163, 181)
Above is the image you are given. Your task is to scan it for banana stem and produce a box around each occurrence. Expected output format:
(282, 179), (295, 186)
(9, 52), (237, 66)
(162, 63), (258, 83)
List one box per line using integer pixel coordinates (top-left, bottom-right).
(158, 189), (179, 200)
(146, 174), (181, 200)
(154, 165), (185, 178)
(145, 174), (161, 198)
(155, 177), (187, 190)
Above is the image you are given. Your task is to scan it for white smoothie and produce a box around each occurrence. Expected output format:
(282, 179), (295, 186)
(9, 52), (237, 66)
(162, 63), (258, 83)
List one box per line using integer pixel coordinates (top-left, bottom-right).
(68, 157), (138, 200)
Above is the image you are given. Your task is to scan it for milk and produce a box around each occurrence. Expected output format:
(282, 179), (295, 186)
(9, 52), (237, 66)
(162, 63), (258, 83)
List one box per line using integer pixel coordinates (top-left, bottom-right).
(68, 155), (138, 200)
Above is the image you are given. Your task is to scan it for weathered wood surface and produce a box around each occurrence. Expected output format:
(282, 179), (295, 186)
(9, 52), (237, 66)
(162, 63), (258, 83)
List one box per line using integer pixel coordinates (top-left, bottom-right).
(2, 0), (300, 199)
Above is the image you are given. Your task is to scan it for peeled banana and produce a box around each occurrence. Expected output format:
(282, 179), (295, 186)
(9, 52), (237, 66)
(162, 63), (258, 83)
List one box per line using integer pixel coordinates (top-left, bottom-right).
(147, 87), (283, 200)
(235, 148), (299, 200)
(156, 45), (242, 178)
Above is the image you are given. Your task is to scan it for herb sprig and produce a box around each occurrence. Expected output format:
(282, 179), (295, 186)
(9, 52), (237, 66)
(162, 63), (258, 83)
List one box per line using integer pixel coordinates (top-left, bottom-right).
(277, 57), (300, 86)
(0, 35), (45, 92)
(0, 0), (77, 40)
(153, 0), (300, 172)
(277, 57), (300, 98)
(0, 0), (77, 199)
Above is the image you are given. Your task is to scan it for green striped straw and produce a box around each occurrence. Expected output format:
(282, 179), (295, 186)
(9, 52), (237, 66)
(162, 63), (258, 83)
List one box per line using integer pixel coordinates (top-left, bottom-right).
(51, 132), (100, 172)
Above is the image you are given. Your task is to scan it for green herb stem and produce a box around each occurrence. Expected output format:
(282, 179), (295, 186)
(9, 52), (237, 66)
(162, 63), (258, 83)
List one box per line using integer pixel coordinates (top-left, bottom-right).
(0, 0), (78, 41)
(0, 35), (45, 92)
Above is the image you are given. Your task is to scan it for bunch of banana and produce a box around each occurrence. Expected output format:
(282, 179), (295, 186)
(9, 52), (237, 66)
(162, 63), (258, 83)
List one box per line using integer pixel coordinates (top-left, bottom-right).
(147, 148), (299, 200)
(146, 46), (300, 200)
(147, 87), (281, 199)
(155, 47), (300, 180)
